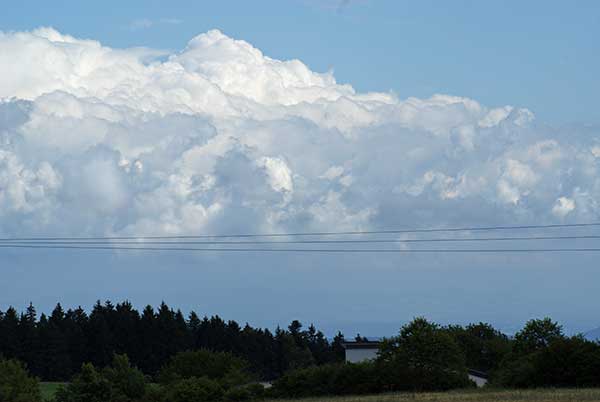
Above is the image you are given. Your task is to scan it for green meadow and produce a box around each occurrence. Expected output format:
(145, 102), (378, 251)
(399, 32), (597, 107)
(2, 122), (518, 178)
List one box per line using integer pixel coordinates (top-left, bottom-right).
(267, 389), (600, 402)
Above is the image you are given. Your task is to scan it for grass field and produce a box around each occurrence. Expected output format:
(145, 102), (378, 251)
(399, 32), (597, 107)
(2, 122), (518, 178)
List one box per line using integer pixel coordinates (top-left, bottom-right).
(267, 389), (600, 402)
(38, 385), (600, 402)
(40, 382), (66, 401)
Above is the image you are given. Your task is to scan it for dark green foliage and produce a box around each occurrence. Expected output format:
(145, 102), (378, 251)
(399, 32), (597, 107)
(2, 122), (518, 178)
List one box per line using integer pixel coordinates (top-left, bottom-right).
(534, 336), (600, 387)
(376, 317), (472, 392)
(38, 304), (72, 380)
(0, 301), (343, 382)
(272, 318), (473, 398)
(0, 308), (20, 360)
(274, 327), (315, 373)
(493, 354), (537, 388)
(55, 355), (147, 402)
(445, 322), (511, 372)
(5, 302), (600, 399)
(270, 362), (380, 398)
(158, 350), (251, 389)
(102, 355), (147, 401)
(0, 358), (42, 402)
(53, 351), (268, 402)
(330, 331), (346, 362)
(54, 363), (111, 402)
(19, 304), (40, 375)
(138, 384), (165, 402)
(493, 319), (600, 388)
(513, 317), (563, 354)
(164, 377), (224, 402)
(224, 383), (265, 401)
(159, 350), (265, 402)
(224, 386), (252, 401)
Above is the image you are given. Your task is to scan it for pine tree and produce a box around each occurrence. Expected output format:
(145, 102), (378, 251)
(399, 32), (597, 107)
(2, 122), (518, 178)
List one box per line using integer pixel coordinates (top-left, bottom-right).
(64, 307), (89, 375)
(87, 301), (114, 368)
(18, 303), (39, 374)
(0, 307), (20, 360)
(44, 304), (71, 380)
(188, 311), (201, 349)
(331, 331), (346, 362)
(113, 301), (141, 363)
(138, 305), (158, 374)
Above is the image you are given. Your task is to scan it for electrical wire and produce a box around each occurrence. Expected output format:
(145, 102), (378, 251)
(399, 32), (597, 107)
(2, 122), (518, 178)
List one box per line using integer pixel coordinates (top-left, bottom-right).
(1, 244), (600, 253)
(0, 222), (599, 242)
(1, 234), (600, 245)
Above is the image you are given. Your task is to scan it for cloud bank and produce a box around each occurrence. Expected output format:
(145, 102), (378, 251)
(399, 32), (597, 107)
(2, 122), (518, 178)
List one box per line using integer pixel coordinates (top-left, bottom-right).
(0, 27), (599, 240)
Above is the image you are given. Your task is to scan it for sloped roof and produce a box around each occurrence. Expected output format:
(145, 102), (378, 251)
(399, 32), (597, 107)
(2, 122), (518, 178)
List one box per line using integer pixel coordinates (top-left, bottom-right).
(341, 341), (381, 350)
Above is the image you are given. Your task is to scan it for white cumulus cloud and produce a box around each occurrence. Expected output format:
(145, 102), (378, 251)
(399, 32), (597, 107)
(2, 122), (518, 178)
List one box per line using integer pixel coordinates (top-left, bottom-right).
(553, 197), (576, 218)
(0, 27), (599, 239)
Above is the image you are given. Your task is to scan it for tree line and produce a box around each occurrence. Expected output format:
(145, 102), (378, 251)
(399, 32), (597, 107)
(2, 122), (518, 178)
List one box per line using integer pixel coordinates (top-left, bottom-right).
(4, 315), (600, 402)
(272, 317), (600, 398)
(2, 300), (600, 401)
(1, 351), (267, 402)
(0, 301), (344, 382)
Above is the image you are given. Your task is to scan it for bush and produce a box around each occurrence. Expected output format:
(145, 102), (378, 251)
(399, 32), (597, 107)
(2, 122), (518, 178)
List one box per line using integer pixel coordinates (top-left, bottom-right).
(164, 377), (224, 402)
(158, 350), (251, 389)
(224, 383), (265, 401)
(55, 355), (148, 402)
(101, 355), (147, 401)
(270, 362), (380, 398)
(0, 359), (42, 402)
(376, 317), (472, 391)
(491, 354), (537, 388)
(140, 384), (165, 402)
(493, 336), (600, 388)
(330, 362), (381, 395)
(272, 318), (473, 399)
(54, 363), (111, 402)
(224, 386), (251, 401)
(445, 322), (511, 372)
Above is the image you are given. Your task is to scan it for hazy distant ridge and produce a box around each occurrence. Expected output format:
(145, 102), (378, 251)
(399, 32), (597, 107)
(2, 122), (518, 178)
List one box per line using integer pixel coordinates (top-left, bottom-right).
(584, 327), (600, 341)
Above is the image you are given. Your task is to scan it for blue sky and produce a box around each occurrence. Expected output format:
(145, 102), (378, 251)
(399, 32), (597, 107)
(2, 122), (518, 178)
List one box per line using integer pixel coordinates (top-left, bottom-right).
(1, 1), (600, 336)
(1, 0), (599, 124)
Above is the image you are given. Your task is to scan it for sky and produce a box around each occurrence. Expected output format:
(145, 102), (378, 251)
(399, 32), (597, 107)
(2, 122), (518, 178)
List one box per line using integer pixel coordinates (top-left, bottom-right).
(1, 0), (599, 124)
(1, 1), (600, 336)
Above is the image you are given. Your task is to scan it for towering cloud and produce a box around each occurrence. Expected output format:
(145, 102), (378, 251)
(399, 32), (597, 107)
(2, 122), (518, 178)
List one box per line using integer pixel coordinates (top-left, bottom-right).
(0, 28), (598, 239)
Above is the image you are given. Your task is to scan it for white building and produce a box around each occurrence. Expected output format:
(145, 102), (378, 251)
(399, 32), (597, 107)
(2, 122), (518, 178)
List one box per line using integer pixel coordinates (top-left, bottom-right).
(342, 341), (381, 363)
(343, 341), (488, 388)
(467, 369), (488, 387)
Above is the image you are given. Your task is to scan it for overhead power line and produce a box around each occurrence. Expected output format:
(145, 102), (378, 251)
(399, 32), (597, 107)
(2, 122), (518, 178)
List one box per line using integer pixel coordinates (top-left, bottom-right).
(2, 234), (600, 245)
(1, 244), (600, 253)
(0, 222), (599, 242)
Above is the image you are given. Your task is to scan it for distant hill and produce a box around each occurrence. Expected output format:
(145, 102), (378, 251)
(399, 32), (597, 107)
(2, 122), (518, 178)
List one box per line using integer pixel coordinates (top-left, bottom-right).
(584, 327), (600, 341)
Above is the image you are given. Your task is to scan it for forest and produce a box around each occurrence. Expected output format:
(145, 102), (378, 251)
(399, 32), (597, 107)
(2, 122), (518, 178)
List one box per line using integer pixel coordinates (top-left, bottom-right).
(0, 301), (344, 381)
(2, 301), (600, 402)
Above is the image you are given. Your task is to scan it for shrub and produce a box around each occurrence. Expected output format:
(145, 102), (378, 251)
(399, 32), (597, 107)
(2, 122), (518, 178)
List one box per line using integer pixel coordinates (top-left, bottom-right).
(140, 384), (165, 402)
(329, 362), (380, 395)
(224, 386), (251, 401)
(158, 350), (251, 389)
(376, 317), (472, 391)
(164, 377), (224, 402)
(270, 362), (380, 398)
(55, 355), (148, 402)
(513, 318), (563, 354)
(493, 336), (600, 388)
(0, 359), (42, 402)
(54, 363), (111, 402)
(445, 322), (511, 372)
(272, 318), (473, 399)
(101, 354), (147, 401)
(224, 383), (265, 401)
(493, 353), (537, 388)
